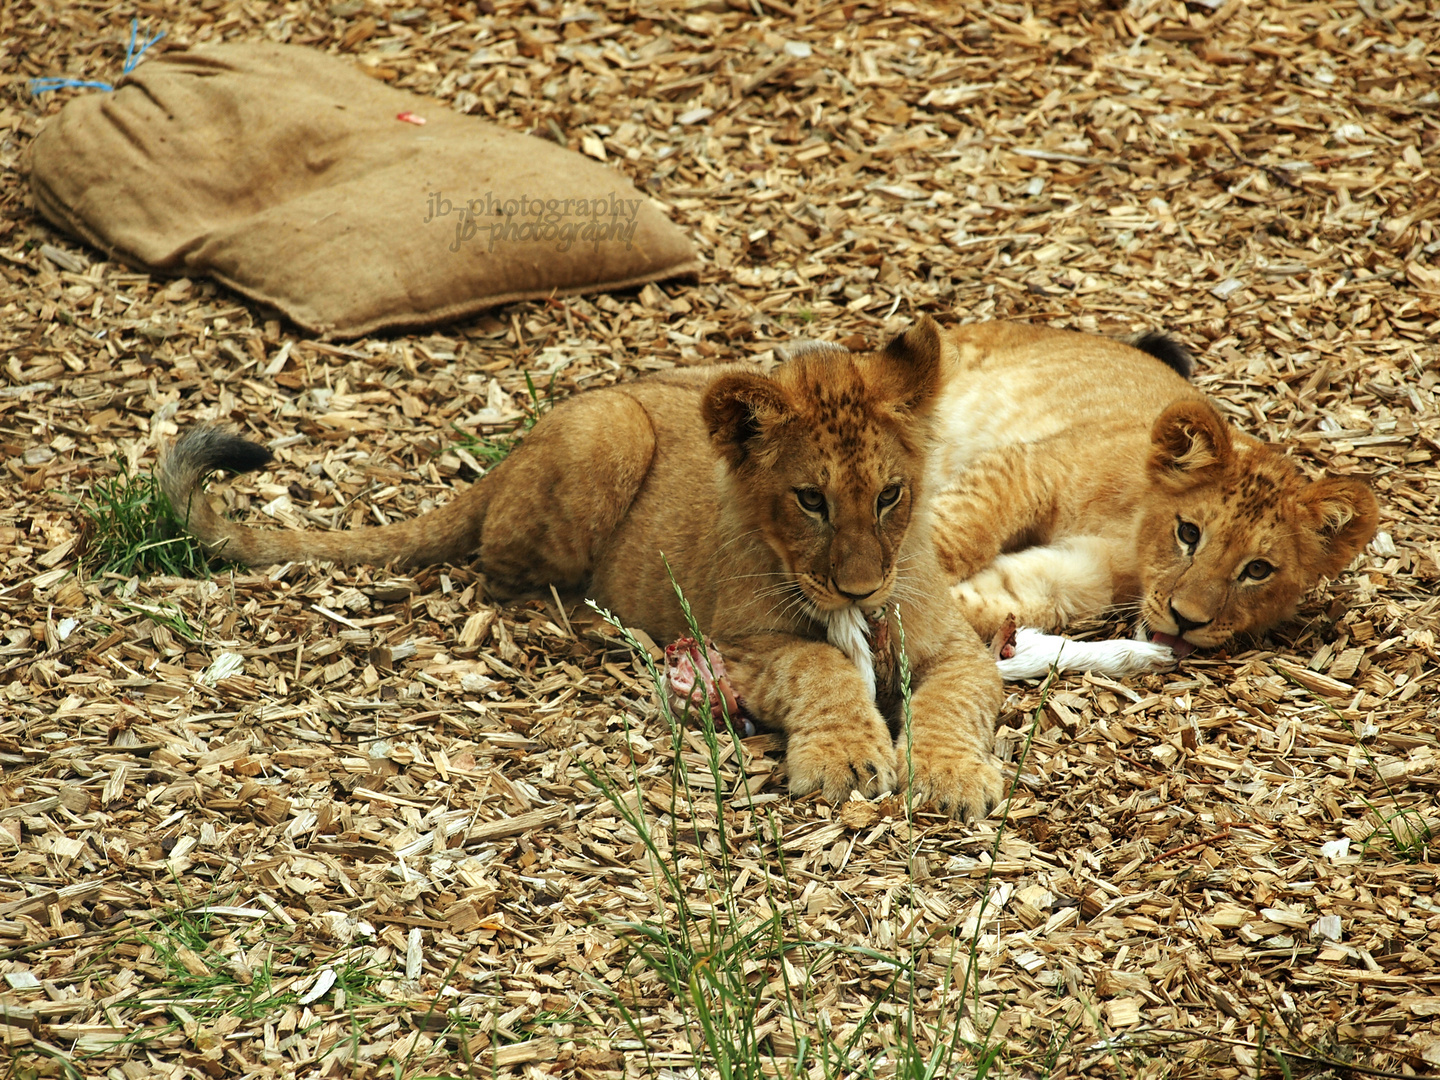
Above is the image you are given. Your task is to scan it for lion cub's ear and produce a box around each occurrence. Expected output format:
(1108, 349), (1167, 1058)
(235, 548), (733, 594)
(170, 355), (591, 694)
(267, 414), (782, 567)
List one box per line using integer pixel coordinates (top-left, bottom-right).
(1302, 475), (1379, 579)
(703, 371), (792, 469)
(1148, 400), (1232, 489)
(877, 315), (949, 411)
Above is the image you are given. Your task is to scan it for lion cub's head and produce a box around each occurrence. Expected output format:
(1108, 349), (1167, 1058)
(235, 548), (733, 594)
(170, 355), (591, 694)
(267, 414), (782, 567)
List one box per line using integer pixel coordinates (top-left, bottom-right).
(701, 318), (946, 622)
(1139, 399), (1379, 654)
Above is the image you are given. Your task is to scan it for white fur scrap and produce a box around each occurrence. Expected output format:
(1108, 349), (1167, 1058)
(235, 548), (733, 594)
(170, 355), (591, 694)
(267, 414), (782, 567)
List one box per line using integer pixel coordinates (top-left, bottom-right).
(997, 627), (1176, 680)
(826, 606), (876, 701)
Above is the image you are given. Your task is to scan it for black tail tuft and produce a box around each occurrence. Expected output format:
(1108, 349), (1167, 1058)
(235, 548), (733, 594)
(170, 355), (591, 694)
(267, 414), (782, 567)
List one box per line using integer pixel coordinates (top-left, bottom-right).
(1126, 330), (1194, 380)
(158, 426), (276, 556)
(176, 427), (274, 475)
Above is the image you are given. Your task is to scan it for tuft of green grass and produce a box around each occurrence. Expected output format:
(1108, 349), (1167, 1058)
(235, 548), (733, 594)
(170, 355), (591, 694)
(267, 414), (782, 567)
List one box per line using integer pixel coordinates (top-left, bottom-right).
(124, 907), (292, 1025)
(448, 372), (556, 468)
(1279, 678), (1436, 864)
(124, 599), (201, 642)
(1359, 797), (1435, 862)
(330, 954), (388, 1010)
(86, 906), (410, 1072)
(78, 455), (210, 577)
(41, 903), (297, 1069)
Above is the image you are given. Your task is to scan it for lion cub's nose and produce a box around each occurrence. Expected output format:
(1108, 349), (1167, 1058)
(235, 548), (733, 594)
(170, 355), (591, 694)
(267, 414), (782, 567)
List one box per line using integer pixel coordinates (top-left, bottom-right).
(834, 573), (883, 602)
(1169, 604), (1211, 634)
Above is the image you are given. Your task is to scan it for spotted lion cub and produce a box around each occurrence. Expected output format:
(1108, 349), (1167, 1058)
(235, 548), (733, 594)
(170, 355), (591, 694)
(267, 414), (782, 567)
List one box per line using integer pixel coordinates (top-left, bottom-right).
(162, 319), (1003, 818)
(928, 322), (1378, 678)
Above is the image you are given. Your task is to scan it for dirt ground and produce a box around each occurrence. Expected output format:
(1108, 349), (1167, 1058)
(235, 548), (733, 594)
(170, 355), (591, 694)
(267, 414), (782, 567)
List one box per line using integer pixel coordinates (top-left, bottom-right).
(2, 0), (1438, 1077)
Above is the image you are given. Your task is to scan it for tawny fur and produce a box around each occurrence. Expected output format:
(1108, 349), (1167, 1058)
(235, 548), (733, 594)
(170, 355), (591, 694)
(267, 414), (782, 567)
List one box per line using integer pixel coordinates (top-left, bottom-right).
(160, 318), (1003, 818)
(922, 322), (1378, 651)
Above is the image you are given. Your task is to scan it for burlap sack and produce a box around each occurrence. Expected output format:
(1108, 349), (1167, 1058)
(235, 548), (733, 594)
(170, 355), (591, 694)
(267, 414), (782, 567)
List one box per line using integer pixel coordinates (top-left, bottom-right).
(30, 43), (699, 339)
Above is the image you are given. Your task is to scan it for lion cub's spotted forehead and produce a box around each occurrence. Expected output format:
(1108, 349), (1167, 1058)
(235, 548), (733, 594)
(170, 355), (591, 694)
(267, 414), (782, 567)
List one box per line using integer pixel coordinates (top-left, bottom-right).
(775, 352), (913, 464)
(1216, 445), (1304, 522)
(1174, 444), (1317, 561)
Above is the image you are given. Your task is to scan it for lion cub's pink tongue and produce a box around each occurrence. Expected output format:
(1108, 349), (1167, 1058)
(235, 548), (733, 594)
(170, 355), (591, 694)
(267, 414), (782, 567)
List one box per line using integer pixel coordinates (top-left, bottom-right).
(1151, 631), (1197, 660)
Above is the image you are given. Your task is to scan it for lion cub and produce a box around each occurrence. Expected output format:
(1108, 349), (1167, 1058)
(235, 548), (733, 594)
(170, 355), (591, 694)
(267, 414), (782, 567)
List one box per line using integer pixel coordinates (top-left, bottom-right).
(928, 322), (1379, 676)
(162, 319), (1003, 818)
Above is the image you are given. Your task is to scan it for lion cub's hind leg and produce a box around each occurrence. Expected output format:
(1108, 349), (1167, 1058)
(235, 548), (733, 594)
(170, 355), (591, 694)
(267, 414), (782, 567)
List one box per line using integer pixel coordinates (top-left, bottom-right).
(955, 538), (1177, 680)
(952, 535), (1116, 641)
(479, 390), (656, 596)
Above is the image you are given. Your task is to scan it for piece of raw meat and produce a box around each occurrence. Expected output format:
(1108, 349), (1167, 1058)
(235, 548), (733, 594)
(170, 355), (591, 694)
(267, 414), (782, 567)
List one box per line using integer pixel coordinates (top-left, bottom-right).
(663, 636), (757, 737)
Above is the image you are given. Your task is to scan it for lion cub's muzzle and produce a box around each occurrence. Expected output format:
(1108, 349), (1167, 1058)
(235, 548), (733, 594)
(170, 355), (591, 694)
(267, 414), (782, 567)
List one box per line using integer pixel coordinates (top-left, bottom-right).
(834, 577), (884, 604)
(810, 568), (892, 613)
(822, 529), (891, 610)
(1145, 593), (1224, 657)
(788, 555), (892, 614)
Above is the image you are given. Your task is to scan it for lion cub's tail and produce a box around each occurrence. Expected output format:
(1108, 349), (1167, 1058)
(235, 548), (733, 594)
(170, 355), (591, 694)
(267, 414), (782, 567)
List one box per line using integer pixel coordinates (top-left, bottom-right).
(159, 426), (489, 568)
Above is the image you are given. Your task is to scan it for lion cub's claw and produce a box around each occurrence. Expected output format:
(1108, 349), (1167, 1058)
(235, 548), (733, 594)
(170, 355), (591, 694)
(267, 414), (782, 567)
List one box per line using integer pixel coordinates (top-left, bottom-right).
(903, 750), (1005, 821)
(786, 722), (898, 806)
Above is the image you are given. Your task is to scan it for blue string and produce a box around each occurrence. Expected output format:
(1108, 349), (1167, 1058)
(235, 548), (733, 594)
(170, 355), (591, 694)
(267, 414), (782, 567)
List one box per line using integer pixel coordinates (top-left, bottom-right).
(123, 19), (166, 74)
(29, 18), (165, 96)
(29, 78), (115, 93)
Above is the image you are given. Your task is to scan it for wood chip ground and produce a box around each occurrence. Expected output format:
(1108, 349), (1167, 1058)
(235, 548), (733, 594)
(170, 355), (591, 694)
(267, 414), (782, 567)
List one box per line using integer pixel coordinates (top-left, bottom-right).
(1, 0), (1438, 1077)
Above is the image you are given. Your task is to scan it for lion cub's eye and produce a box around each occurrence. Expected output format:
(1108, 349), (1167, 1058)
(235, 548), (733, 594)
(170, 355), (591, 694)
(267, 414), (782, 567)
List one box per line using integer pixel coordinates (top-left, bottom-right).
(1176, 520), (1201, 548)
(795, 488), (827, 516)
(1242, 559), (1274, 581)
(876, 484), (902, 511)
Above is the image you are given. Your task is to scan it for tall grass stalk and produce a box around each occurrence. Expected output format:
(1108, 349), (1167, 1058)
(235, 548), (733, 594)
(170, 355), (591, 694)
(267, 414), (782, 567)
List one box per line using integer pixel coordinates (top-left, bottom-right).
(580, 586), (1045, 1078)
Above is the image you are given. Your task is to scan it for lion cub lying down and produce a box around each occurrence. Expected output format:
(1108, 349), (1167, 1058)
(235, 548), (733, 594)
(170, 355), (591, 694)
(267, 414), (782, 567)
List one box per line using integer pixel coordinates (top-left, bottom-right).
(929, 323), (1378, 677)
(162, 319), (1004, 818)
(782, 321), (1378, 678)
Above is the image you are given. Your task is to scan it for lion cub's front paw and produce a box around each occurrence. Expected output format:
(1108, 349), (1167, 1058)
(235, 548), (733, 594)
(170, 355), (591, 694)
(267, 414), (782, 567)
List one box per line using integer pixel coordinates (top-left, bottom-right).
(901, 743), (1005, 821)
(785, 715), (898, 806)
